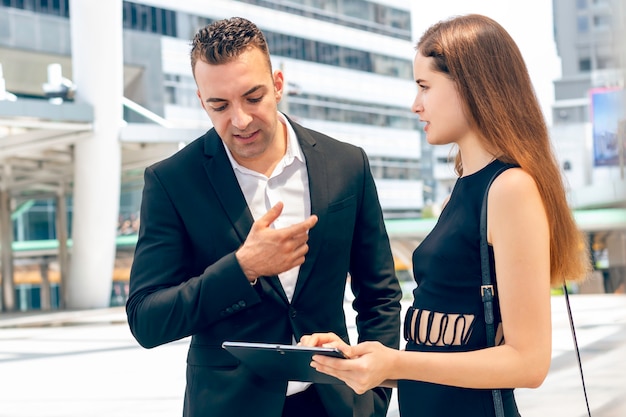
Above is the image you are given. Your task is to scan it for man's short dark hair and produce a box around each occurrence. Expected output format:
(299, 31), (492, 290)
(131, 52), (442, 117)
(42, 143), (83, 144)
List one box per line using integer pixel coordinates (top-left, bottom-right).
(190, 16), (272, 76)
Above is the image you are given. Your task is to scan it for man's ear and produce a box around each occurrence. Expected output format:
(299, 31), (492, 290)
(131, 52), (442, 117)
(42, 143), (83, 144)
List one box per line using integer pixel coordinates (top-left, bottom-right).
(273, 70), (285, 103)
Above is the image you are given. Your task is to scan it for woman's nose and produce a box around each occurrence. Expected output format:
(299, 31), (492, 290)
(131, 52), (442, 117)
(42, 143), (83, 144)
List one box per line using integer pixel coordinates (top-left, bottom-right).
(411, 97), (422, 114)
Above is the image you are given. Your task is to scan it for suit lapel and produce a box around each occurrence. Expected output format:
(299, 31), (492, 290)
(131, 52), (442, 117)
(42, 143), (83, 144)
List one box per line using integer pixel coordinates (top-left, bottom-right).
(202, 131), (253, 242)
(202, 131), (289, 305)
(288, 121), (329, 303)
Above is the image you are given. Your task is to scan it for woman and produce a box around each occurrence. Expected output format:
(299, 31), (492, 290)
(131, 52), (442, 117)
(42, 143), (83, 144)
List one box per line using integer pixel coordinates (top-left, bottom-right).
(300, 14), (590, 417)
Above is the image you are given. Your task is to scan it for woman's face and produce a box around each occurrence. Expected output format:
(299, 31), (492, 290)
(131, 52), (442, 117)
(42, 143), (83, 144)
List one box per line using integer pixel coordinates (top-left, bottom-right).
(411, 52), (472, 146)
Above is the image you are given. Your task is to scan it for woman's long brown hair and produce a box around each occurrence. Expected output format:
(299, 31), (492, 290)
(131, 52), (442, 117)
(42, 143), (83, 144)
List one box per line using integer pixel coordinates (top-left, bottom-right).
(417, 14), (590, 286)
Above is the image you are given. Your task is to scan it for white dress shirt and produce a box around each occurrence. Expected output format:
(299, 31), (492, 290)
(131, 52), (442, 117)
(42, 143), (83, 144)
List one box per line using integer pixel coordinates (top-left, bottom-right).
(224, 112), (312, 395)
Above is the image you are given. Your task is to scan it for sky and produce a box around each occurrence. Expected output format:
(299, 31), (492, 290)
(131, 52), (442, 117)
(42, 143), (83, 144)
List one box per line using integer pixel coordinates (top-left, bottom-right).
(409, 1), (561, 126)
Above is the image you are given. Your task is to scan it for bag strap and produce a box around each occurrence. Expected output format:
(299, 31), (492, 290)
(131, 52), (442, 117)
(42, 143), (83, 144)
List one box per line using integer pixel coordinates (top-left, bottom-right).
(563, 284), (592, 417)
(480, 164), (592, 417)
(479, 165), (511, 417)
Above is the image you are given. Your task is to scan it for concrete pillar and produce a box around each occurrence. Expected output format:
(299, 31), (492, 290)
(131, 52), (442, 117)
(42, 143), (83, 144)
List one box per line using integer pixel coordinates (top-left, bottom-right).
(55, 188), (69, 309)
(0, 189), (15, 311)
(67, 0), (123, 308)
(39, 259), (51, 311)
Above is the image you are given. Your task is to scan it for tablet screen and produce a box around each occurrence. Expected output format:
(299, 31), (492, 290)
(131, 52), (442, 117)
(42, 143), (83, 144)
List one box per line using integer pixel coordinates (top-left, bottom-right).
(222, 341), (346, 384)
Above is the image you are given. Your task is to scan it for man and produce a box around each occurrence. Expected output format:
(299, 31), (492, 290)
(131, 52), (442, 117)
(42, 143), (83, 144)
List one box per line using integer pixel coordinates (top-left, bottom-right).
(126, 17), (401, 417)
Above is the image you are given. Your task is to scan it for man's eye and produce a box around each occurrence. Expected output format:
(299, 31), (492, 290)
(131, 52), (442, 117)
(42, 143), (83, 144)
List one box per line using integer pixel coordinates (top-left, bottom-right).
(248, 97), (263, 103)
(211, 105), (227, 112)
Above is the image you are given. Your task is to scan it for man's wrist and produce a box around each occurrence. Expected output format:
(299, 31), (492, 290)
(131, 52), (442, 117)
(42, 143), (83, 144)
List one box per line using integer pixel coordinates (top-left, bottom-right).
(235, 249), (259, 284)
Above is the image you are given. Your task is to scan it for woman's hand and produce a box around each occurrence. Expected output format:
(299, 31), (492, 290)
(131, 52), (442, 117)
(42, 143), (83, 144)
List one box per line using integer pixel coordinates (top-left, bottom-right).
(299, 332), (351, 354)
(306, 338), (397, 395)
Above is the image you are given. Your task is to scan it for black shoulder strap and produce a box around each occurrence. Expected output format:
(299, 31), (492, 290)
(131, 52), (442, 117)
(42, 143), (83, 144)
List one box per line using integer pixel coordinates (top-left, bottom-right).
(479, 165), (512, 339)
(479, 165), (511, 417)
(563, 285), (592, 417)
(480, 165), (592, 417)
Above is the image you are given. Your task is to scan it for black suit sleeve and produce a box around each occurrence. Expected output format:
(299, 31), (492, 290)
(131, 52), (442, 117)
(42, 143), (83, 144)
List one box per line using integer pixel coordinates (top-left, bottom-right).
(349, 148), (403, 415)
(126, 166), (261, 349)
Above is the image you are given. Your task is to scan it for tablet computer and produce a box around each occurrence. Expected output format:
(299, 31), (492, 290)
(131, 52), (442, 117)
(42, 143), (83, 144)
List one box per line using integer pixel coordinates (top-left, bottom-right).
(222, 341), (347, 384)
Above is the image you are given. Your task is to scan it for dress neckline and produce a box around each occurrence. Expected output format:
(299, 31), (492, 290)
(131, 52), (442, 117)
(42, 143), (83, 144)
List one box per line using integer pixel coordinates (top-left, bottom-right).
(458, 158), (500, 181)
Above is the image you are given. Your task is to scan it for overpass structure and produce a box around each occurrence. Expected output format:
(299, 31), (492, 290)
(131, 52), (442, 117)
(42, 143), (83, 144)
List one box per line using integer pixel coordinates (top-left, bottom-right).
(0, 93), (203, 310)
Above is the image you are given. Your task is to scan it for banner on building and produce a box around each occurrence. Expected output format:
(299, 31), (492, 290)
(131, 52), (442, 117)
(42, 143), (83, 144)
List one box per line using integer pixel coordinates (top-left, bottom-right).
(591, 87), (625, 167)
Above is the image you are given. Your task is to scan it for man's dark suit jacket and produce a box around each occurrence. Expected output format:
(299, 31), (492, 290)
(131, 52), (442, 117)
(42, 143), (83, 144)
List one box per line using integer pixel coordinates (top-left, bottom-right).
(126, 117), (402, 417)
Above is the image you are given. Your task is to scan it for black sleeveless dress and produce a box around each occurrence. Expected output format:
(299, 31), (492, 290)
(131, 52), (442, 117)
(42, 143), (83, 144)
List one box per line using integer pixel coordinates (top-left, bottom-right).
(398, 160), (521, 417)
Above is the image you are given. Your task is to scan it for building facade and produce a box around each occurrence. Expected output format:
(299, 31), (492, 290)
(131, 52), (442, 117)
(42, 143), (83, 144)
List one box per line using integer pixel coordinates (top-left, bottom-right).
(1, 0), (424, 218)
(1, 0), (625, 311)
(551, 0), (626, 292)
(0, 0), (424, 310)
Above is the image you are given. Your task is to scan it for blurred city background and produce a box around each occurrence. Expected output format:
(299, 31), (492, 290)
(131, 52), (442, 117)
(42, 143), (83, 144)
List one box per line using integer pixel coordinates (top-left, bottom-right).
(0, 0), (624, 312)
(0, 0), (624, 416)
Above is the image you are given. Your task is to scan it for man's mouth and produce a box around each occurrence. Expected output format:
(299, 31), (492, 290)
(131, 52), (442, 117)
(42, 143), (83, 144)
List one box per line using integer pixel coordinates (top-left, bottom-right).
(234, 131), (258, 141)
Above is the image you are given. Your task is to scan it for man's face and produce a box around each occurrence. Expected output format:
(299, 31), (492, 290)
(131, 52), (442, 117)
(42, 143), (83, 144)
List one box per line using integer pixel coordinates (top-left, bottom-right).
(194, 47), (285, 169)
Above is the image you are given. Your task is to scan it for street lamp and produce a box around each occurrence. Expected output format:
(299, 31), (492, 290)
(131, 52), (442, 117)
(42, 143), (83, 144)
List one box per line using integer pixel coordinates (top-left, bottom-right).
(42, 63), (76, 104)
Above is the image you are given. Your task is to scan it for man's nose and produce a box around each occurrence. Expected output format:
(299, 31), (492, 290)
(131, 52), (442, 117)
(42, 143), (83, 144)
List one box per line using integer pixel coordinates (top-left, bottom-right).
(232, 105), (252, 130)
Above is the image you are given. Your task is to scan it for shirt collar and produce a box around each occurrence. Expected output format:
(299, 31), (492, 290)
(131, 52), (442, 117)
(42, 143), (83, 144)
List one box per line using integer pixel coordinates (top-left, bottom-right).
(278, 112), (305, 166)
